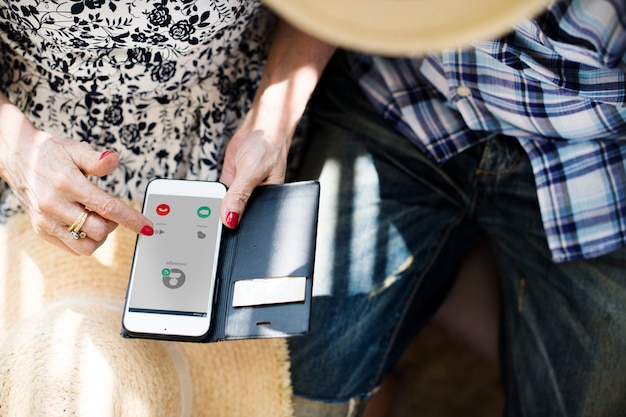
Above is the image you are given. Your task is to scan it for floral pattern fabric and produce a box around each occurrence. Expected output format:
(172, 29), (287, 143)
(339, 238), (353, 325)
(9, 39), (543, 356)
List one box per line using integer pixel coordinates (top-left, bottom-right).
(0, 0), (276, 220)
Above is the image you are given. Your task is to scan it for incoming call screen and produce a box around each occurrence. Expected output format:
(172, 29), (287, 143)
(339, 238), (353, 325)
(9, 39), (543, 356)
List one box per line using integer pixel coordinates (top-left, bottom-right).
(129, 193), (222, 316)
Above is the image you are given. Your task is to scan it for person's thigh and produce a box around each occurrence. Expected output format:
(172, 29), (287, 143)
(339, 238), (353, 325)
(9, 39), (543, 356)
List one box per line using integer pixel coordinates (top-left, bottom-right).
(289, 54), (483, 410)
(475, 137), (626, 417)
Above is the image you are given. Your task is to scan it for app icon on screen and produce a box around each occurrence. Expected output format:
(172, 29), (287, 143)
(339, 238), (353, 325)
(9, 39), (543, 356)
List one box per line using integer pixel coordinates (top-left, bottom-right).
(197, 206), (211, 218)
(156, 204), (171, 216)
(162, 268), (186, 289)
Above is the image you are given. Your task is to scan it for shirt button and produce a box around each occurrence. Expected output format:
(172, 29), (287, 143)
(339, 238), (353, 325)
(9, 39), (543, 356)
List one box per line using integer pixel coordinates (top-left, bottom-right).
(456, 85), (471, 97)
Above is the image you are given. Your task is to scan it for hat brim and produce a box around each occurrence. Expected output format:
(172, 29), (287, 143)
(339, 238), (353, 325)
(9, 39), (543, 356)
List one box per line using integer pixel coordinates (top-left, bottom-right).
(263, 0), (552, 56)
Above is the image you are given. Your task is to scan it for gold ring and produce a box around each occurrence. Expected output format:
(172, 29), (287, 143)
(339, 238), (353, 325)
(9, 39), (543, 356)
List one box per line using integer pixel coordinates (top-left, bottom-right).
(68, 211), (88, 233)
(68, 207), (91, 239)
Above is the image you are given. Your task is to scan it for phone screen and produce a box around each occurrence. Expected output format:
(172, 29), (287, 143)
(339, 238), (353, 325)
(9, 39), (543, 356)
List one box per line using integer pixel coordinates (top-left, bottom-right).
(128, 193), (222, 318)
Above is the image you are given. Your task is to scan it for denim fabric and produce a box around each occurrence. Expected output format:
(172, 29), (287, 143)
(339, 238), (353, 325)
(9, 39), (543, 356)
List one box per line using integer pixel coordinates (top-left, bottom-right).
(288, 52), (626, 417)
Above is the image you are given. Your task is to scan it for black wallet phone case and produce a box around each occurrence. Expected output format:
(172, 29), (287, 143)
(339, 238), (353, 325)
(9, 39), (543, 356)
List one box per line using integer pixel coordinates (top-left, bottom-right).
(122, 180), (320, 343)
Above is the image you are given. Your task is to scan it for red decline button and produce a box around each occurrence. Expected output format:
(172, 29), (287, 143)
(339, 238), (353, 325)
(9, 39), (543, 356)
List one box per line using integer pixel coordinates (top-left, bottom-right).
(156, 204), (170, 216)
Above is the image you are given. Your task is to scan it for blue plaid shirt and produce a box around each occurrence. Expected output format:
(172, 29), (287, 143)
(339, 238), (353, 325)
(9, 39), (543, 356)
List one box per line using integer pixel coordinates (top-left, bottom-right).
(349, 0), (626, 263)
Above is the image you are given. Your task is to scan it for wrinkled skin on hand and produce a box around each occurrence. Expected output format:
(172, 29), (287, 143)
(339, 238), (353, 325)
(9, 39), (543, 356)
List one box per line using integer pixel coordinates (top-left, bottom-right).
(219, 128), (289, 228)
(0, 117), (152, 255)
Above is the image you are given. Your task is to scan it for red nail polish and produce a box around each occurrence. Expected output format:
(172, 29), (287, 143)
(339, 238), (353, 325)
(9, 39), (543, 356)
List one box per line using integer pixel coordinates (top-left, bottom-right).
(99, 150), (115, 160)
(141, 225), (154, 236)
(226, 211), (239, 228)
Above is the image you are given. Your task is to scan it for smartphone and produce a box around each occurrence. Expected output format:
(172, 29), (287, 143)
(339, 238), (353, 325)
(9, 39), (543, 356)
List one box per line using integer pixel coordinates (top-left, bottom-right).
(122, 179), (226, 340)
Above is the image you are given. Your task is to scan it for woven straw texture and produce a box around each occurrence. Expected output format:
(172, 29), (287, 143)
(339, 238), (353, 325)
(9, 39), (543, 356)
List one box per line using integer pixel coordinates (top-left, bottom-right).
(0, 212), (293, 417)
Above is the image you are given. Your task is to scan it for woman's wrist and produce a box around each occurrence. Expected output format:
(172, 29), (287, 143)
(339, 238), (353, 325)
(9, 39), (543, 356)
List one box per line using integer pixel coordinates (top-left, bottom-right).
(242, 20), (335, 147)
(0, 94), (43, 177)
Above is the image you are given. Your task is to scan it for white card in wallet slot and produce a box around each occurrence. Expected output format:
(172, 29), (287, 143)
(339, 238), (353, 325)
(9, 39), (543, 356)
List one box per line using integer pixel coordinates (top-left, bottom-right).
(232, 276), (307, 307)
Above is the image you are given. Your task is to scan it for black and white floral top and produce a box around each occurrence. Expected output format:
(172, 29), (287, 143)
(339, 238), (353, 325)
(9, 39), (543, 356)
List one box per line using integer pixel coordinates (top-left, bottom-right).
(0, 0), (275, 220)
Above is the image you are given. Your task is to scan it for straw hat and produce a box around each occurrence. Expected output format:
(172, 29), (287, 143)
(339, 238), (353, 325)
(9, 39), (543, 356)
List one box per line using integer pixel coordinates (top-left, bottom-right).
(263, 0), (552, 55)
(0, 210), (293, 417)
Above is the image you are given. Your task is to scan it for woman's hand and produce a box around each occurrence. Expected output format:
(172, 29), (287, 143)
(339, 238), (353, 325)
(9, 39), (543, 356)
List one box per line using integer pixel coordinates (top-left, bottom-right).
(0, 97), (153, 255)
(219, 20), (336, 228)
(219, 127), (289, 228)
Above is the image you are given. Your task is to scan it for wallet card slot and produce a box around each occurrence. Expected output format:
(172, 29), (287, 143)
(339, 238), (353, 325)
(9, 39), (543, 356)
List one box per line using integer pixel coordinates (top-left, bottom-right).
(232, 276), (307, 307)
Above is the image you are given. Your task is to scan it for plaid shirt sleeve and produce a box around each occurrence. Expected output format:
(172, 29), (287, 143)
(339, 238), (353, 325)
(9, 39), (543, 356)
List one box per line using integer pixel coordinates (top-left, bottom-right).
(349, 0), (626, 262)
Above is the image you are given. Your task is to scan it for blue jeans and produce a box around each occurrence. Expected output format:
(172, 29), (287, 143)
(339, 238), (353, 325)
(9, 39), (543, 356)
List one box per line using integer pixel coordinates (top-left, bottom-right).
(288, 52), (626, 417)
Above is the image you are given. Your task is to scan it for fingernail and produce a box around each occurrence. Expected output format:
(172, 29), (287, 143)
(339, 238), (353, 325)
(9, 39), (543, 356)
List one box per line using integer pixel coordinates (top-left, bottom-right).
(141, 225), (154, 236)
(226, 211), (239, 228)
(99, 150), (115, 160)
